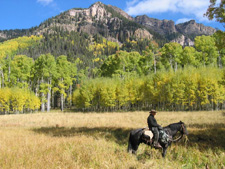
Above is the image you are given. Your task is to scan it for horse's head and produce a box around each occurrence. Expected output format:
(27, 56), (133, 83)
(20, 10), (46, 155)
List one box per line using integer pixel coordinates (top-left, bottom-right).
(179, 121), (188, 135)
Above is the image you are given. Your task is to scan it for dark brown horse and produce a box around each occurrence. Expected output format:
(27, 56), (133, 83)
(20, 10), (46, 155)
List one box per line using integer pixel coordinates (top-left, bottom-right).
(127, 121), (188, 157)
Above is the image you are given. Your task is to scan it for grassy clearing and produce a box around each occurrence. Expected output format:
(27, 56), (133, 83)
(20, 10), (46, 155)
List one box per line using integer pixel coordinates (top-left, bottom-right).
(0, 111), (224, 169)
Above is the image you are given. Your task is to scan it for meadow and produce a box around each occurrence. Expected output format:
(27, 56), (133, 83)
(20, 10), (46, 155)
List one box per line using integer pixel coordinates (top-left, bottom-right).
(0, 111), (224, 169)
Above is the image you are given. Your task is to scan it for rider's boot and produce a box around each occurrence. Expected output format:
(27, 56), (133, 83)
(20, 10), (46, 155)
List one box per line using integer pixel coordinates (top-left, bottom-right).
(153, 141), (162, 149)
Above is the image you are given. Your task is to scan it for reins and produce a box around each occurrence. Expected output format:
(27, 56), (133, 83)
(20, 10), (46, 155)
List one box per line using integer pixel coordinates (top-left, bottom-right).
(170, 123), (185, 142)
(170, 134), (183, 142)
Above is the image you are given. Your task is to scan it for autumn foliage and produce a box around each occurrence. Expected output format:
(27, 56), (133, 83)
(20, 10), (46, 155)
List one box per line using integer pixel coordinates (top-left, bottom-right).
(0, 34), (225, 113)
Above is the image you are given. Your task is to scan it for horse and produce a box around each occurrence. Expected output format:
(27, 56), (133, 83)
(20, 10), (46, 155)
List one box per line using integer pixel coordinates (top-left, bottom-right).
(127, 121), (188, 157)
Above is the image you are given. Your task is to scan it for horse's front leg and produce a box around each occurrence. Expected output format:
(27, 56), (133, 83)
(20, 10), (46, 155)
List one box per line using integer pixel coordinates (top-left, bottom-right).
(162, 147), (168, 158)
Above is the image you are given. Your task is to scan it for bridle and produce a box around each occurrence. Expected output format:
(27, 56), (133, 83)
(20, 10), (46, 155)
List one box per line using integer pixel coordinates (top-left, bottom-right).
(170, 123), (186, 142)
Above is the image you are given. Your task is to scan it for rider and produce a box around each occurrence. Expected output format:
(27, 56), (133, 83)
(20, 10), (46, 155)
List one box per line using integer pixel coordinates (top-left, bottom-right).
(147, 110), (163, 149)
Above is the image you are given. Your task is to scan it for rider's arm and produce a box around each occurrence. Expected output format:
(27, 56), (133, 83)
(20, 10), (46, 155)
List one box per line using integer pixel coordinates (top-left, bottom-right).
(148, 116), (161, 128)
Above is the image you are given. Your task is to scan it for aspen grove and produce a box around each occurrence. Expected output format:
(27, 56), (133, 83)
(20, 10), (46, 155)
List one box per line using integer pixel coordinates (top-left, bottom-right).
(0, 32), (225, 113)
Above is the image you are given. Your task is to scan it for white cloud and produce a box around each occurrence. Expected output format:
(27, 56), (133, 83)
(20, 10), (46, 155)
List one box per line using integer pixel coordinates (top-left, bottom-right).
(125, 0), (210, 21)
(126, 0), (177, 14)
(37, 0), (53, 6)
(126, 0), (140, 7)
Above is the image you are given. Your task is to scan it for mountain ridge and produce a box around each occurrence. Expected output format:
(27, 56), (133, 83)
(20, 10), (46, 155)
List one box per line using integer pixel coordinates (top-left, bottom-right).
(0, 1), (216, 46)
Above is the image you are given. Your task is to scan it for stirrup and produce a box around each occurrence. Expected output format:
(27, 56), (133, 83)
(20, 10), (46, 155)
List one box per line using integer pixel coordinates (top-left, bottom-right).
(153, 142), (162, 149)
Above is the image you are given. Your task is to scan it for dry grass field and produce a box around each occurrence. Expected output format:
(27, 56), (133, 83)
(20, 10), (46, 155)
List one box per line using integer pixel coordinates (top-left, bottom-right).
(0, 111), (224, 169)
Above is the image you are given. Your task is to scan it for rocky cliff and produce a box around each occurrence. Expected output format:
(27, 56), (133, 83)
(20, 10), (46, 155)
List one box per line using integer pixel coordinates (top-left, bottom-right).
(135, 15), (217, 45)
(175, 20), (216, 37)
(171, 35), (194, 46)
(135, 15), (177, 35)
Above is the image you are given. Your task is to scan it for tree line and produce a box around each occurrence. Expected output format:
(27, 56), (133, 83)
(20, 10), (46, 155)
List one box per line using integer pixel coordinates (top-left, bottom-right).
(73, 67), (225, 111)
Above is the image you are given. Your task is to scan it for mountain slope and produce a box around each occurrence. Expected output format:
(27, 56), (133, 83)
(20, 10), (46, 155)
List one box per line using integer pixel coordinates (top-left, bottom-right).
(32, 2), (152, 43)
(0, 1), (217, 45)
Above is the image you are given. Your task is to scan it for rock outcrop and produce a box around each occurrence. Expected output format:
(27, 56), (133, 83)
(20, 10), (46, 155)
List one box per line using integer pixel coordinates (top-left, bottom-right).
(134, 15), (216, 45)
(134, 28), (153, 39)
(171, 35), (194, 46)
(175, 20), (216, 36)
(0, 32), (7, 40)
(135, 15), (177, 35)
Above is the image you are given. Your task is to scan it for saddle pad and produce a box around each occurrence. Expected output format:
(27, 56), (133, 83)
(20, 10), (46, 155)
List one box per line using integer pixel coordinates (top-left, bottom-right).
(144, 130), (154, 139)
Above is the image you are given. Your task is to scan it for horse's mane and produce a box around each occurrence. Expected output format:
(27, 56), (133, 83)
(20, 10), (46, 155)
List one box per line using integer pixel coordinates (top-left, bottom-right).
(164, 121), (184, 130)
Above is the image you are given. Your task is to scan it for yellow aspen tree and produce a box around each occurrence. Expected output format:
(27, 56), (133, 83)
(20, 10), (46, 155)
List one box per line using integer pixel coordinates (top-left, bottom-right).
(0, 87), (11, 113)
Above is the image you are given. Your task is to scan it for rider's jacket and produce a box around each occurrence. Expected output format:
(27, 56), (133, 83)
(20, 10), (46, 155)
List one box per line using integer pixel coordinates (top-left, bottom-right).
(147, 114), (161, 129)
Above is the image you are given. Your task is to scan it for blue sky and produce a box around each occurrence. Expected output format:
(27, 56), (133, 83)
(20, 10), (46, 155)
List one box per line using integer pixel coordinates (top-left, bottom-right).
(0, 0), (224, 31)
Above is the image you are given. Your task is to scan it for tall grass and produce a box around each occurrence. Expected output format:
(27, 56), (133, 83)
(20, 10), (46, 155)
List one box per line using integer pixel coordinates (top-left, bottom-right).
(0, 111), (224, 169)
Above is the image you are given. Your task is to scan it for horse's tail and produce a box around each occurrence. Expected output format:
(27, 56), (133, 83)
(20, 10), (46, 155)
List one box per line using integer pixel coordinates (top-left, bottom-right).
(128, 128), (144, 154)
(127, 132), (133, 153)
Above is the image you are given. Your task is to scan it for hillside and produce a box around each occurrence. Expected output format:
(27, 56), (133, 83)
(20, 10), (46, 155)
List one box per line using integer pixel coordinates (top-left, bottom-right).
(0, 1), (216, 45)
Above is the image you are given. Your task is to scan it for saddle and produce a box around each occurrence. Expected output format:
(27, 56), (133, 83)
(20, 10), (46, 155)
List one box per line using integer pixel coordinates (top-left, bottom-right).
(143, 128), (154, 139)
(142, 128), (170, 145)
(141, 128), (154, 145)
